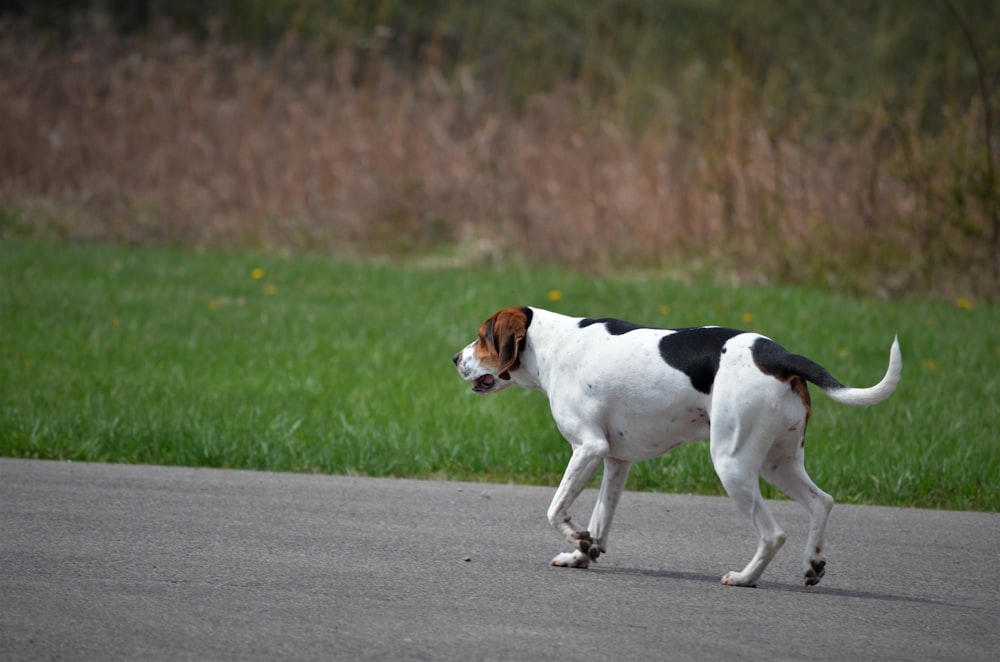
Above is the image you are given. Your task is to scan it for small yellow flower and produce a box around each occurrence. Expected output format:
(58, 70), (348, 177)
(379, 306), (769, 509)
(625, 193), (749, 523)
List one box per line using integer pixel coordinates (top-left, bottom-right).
(112, 316), (121, 327)
(251, 267), (265, 280)
(264, 284), (277, 295)
(742, 312), (754, 324)
(922, 359), (941, 371)
(548, 289), (563, 302)
(659, 304), (670, 315)
(23, 358), (31, 368)
(837, 347), (850, 358)
(956, 297), (973, 312)
(207, 300), (220, 311)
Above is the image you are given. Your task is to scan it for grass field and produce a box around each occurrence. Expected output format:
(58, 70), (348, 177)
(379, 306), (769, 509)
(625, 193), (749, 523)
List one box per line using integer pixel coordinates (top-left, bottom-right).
(2, 239), (997, 511)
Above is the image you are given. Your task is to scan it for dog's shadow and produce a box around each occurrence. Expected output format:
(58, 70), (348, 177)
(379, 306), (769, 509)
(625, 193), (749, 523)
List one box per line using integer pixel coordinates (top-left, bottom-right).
(596, 565), (976, 611)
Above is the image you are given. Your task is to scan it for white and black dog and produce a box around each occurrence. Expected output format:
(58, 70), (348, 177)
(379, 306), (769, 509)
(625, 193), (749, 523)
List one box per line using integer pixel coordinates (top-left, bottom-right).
(453, 307), (901, 587)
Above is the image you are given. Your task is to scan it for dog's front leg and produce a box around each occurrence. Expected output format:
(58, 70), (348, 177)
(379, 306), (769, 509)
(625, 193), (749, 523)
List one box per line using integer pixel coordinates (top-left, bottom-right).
(586, 457), (632, 555)
(547, 440), (607, 568)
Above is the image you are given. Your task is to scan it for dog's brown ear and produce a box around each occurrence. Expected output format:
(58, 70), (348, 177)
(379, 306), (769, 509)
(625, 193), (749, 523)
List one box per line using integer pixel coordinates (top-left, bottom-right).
(490, 307), (529, 380)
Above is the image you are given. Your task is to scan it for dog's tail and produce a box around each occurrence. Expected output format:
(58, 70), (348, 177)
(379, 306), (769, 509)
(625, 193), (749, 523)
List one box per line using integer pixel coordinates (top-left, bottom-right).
(815, 336), (902, 406)
(755, 335), (902, 407)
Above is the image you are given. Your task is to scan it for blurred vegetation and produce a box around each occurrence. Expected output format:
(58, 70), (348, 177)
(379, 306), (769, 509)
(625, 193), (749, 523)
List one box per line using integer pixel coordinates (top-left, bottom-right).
(1, 0), (998, 297)
(7, 0), (996, 134)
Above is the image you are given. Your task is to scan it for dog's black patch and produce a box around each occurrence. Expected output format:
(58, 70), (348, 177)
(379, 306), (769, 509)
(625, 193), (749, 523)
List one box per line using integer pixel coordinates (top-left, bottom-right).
(520, 306), (534, 328)
(751, 337), (843, 391)
(658, 327), (744, 394)
(578, 317), (649, 335)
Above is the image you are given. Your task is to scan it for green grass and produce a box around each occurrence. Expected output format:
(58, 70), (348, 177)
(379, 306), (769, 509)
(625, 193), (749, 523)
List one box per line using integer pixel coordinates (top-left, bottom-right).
(2, 239), (997, 511)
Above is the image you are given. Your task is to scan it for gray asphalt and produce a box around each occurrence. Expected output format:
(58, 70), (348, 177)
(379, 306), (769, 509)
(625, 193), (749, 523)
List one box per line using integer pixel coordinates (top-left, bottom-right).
(1, 459), (997, 661)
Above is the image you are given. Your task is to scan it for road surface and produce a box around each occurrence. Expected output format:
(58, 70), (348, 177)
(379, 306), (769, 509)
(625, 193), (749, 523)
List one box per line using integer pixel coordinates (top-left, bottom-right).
(1, 459), (997, 660)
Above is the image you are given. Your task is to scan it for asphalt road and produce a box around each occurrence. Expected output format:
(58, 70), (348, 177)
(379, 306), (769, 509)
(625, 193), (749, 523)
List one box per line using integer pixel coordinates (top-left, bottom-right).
(1, 459), (997, 661)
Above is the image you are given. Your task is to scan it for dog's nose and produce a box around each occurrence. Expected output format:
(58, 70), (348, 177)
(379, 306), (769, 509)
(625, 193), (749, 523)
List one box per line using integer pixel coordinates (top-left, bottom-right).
(452, 352), (460, 365)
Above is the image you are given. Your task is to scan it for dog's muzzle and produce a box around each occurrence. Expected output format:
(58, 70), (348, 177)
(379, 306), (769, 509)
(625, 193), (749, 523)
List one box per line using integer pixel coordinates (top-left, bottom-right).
(453, 349), (498, 394)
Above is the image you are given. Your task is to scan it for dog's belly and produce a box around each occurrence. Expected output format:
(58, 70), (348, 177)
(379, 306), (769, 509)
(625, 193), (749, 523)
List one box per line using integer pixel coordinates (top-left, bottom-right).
(603, 402), (711, 462)
(549, 346), (716, 462)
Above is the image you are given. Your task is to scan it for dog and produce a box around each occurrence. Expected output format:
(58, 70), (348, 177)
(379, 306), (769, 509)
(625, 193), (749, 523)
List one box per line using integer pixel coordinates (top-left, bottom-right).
(453, 306), (902, 587)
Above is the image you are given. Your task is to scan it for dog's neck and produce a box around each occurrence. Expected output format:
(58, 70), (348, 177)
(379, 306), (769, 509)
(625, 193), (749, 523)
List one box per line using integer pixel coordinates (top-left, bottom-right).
(509, 308), (581, 394)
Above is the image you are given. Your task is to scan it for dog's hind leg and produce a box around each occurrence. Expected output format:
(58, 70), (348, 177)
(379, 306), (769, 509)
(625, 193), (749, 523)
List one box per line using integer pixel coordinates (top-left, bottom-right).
(761, 442), (834, 586)
(711, 425), (787, 587)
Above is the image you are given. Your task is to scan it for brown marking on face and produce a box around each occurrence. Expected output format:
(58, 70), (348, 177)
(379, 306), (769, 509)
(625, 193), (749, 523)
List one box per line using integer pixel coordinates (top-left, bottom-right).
(475, 307), (530, 379)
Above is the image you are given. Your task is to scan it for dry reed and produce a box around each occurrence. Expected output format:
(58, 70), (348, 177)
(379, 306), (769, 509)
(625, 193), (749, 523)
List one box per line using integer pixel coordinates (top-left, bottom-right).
(0, 23), (995, 298)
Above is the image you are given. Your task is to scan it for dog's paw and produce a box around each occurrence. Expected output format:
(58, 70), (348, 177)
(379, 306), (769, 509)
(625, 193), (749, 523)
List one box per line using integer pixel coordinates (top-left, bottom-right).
(721, 571), (757, 588)
(804, 556), (826, 586)
(551, 550), (591, 568)
(571, 530), (604, 561)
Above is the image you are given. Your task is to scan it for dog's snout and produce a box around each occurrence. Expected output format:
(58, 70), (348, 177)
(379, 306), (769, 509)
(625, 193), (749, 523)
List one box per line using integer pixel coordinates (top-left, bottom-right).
(452, 352), (461, 365)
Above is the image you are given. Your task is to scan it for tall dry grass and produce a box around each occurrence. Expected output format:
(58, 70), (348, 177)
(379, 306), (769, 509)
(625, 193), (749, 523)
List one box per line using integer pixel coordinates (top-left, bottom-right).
(0, 22), (996, 298)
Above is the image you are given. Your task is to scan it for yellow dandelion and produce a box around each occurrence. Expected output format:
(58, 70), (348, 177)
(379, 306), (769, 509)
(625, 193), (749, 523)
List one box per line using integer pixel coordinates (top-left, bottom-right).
(922, 359), (941, 371)
(548, 289), (563, 302)
(956, 297), (973, 312)
(742, 312), (754, 324)
(659, 304), (670, 315)
(251, 267), (265, 280)
(837, 347), (850, 358)
(264, 284), (278, 295)
(207, 300), (220, 311)
(112, 316), (121, 327)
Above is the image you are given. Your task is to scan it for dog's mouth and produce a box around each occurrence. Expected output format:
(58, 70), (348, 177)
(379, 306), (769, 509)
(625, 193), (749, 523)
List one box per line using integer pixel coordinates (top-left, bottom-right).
(472, 374), (496, 393)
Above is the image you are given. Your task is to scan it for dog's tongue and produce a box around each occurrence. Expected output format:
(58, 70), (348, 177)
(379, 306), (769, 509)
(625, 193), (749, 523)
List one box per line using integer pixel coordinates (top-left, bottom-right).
(474, 375), (495, 391)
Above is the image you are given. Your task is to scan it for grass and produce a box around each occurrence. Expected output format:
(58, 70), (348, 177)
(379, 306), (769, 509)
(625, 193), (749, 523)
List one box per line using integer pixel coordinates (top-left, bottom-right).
(2, 238), (998, 511)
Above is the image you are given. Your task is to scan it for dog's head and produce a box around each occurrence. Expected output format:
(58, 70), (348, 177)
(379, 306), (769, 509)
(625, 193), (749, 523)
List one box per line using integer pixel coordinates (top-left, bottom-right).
(452, 307), (532, 394)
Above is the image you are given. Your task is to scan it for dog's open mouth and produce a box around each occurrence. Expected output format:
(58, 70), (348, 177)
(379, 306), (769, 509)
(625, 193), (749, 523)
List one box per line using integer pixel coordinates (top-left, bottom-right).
(473, 375), (496, 392)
